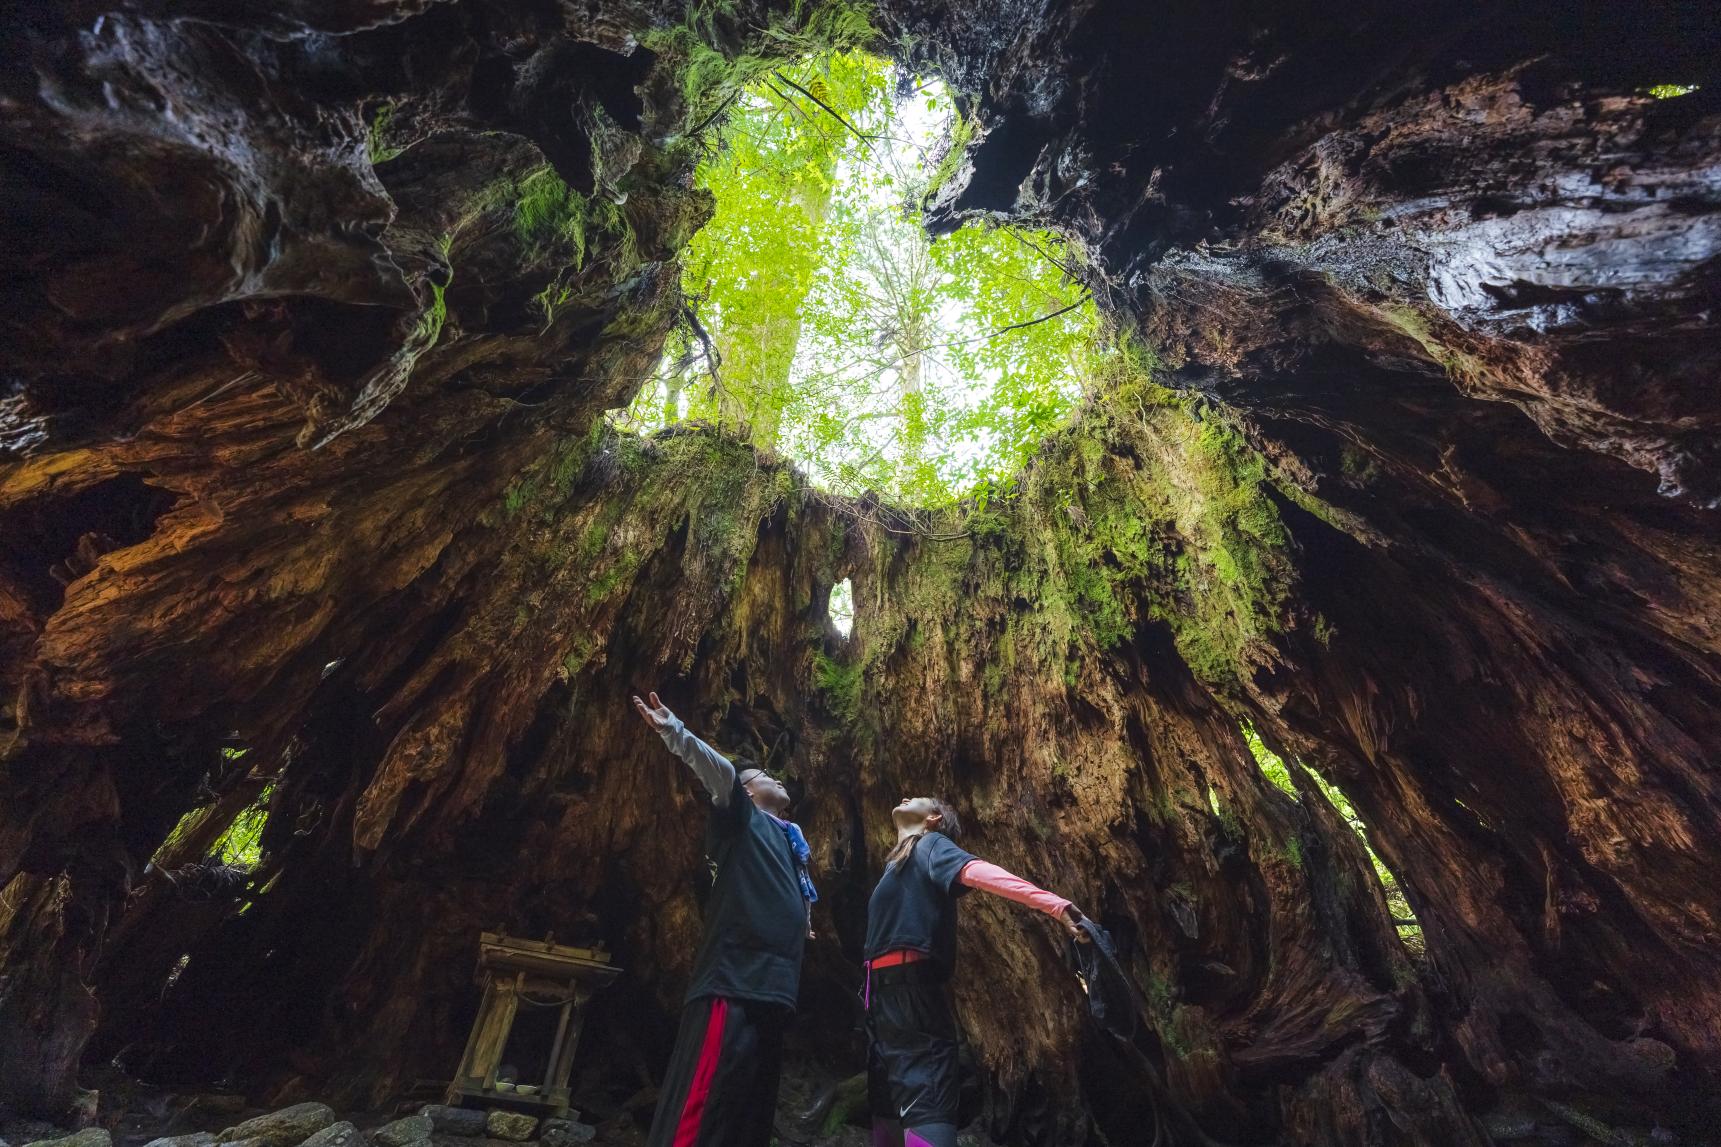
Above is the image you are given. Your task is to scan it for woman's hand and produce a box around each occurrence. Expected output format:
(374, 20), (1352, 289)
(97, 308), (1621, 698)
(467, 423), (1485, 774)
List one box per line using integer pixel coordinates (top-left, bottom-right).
(631, 691), (675, 731)
(1062, 904), (1091, 942)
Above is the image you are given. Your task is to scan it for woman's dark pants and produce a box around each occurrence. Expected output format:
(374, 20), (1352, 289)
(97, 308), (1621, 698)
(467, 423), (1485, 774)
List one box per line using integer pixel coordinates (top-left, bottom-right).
(866, 963), (960, 1147)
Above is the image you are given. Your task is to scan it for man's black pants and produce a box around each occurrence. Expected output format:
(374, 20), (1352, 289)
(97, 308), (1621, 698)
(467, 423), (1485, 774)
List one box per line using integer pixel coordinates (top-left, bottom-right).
(646, 995), (789, 1147)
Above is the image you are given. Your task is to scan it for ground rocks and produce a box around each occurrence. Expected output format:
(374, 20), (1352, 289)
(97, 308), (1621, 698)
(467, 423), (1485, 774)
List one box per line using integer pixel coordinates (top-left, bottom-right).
(298, 1124), (361, 1147)
(537, 1120), (594, 1147)
(218, 1105), (337, 1147)
(141, 1134), (217, 1147)
(22, 1131), (111, 1147)
(427, 1137), (522, 1147)
(368, 1117), (430, 1147)
(480, 1115), (535, 1144)
(415, 1109), (484, 1139)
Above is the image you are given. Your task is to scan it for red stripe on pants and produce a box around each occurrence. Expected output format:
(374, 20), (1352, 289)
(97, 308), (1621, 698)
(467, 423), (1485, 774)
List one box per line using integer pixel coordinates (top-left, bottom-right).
(672, 997), (730, 1147)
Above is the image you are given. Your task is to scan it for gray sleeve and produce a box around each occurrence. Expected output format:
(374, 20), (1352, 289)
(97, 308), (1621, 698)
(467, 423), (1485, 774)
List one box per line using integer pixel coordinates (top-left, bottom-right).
(656, 715), (736, 806)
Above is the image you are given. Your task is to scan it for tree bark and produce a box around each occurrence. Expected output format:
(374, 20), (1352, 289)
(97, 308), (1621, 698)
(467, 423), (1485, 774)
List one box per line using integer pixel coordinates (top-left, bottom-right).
(0, 1), (1718, 1143)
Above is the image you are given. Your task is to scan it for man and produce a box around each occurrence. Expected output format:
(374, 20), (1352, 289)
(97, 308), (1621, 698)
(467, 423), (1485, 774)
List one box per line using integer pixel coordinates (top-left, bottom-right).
(632, 690), (814, 1147)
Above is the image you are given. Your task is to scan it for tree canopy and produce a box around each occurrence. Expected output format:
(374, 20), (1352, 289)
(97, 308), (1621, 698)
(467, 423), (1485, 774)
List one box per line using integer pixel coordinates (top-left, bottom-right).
(614, 51), (1099, 507)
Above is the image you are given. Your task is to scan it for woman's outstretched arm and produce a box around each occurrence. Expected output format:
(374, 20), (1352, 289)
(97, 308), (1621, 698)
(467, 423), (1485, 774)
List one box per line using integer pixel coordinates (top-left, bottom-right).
(959, 859), (1086, 938)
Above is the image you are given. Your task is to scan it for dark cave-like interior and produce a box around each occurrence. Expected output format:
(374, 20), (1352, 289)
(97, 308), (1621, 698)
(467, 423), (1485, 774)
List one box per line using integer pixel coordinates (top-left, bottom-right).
(2, 2), (1720, 1146)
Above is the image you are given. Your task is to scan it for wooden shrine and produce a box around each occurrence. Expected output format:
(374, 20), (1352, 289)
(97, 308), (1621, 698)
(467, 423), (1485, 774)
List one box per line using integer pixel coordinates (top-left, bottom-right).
(445, 931), (621, 1116)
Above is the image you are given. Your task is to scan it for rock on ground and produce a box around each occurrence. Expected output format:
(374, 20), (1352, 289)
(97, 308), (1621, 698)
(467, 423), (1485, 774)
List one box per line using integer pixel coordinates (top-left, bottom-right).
(414, 1109), (485, 1139)
(538, 1120), (594, 1147)
(22, 1132), (111, 1147)
(481, 1114), (535, 1144)
(217, 1107), (337, 1147)
(370, 1117), (431, 1147)
(298, 1124), (362, 1147)
(427, 1137), (522, 1147)
(141, 1134), (217, 1147)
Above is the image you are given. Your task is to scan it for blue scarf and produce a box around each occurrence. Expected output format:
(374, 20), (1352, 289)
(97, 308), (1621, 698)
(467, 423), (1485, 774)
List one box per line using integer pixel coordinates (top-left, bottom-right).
(766, 813), (818, 903)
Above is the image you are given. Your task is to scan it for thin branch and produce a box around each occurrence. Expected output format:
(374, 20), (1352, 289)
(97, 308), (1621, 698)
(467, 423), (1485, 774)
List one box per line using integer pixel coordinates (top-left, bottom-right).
(771, 70), (878, 149)
(687, 89), (744, 140)
(792, 290), (1094, 395)
(760, 79), (827, 138)
(682, 303), (722, 386)
(985, 294), (1092, 337)
(1008, 229), (1084, 283)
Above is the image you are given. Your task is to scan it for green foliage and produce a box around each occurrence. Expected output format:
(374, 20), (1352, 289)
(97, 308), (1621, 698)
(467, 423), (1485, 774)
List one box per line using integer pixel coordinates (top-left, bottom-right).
(1236, 724), (1424, 950)
(1645, 83), (1700, 99)
(616, 49), (1097, 506)
(827, 576), (855, 635)
(1243, 723), (1297, 797)
(214, 785), (273, 868)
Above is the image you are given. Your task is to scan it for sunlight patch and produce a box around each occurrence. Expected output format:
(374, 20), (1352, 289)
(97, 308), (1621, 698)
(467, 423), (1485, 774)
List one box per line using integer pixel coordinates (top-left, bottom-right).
(1239, 723), (1423, 953)
(611, 51), (1099, 507)
(828, 577), (854, 638)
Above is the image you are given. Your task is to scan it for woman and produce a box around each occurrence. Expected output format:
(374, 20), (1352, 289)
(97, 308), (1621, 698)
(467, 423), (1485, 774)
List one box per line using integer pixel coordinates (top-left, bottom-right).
(864, 796), (1087, 1147)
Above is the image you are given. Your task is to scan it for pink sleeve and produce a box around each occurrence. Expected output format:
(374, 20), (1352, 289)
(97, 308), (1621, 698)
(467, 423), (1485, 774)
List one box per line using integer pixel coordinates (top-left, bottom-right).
(959, 859), (1071, 918)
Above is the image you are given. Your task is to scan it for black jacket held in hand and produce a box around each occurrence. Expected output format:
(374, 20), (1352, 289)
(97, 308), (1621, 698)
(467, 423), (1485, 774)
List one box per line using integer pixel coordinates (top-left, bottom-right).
(1070, 917), (1137, 1041)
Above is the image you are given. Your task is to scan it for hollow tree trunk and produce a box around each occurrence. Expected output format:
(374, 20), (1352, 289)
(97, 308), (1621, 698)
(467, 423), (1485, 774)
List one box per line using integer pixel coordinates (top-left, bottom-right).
(1, 1), (1719, 1144)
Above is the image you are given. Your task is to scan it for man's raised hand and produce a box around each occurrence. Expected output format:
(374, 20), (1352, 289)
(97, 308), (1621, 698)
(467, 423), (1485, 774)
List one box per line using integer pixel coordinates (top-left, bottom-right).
(632, 691), (676, 731)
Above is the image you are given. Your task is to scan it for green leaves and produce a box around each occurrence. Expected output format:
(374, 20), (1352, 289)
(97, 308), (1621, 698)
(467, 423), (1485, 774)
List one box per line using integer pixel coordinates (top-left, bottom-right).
(617, 51), (1097, 508)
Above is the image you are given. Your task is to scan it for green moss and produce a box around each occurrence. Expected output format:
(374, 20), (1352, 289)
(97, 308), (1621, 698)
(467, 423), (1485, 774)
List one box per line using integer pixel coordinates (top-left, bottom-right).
(813, 649), (863, 723)
(1339, 445), (1377, 482)
(924, 107), (976, 201)
(1143, 972), (1174, 1018)
(800, 329), (1297, 694)
(368, 101), (405, 164)
(516, 166), (592, 264)
(1203, 783), (1245, 840)
(414, 279), (447, 344)
(644, 0), (878, 134)
(561, 633), (599, 677)
(511, 166), (645, 324)
(502, 473), (537, 518)
(585, 550), (643, 604)
(818, 1073), (869, 1136)
(1380, 303), (1491, 388)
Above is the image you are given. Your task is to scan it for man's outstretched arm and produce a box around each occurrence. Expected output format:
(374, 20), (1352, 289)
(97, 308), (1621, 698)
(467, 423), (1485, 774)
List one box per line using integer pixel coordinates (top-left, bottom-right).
(632, 691), (736, 806)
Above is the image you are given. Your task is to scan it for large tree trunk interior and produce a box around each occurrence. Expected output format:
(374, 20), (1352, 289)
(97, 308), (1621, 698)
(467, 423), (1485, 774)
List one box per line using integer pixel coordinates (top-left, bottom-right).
(2, 1), (1718, 1144)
